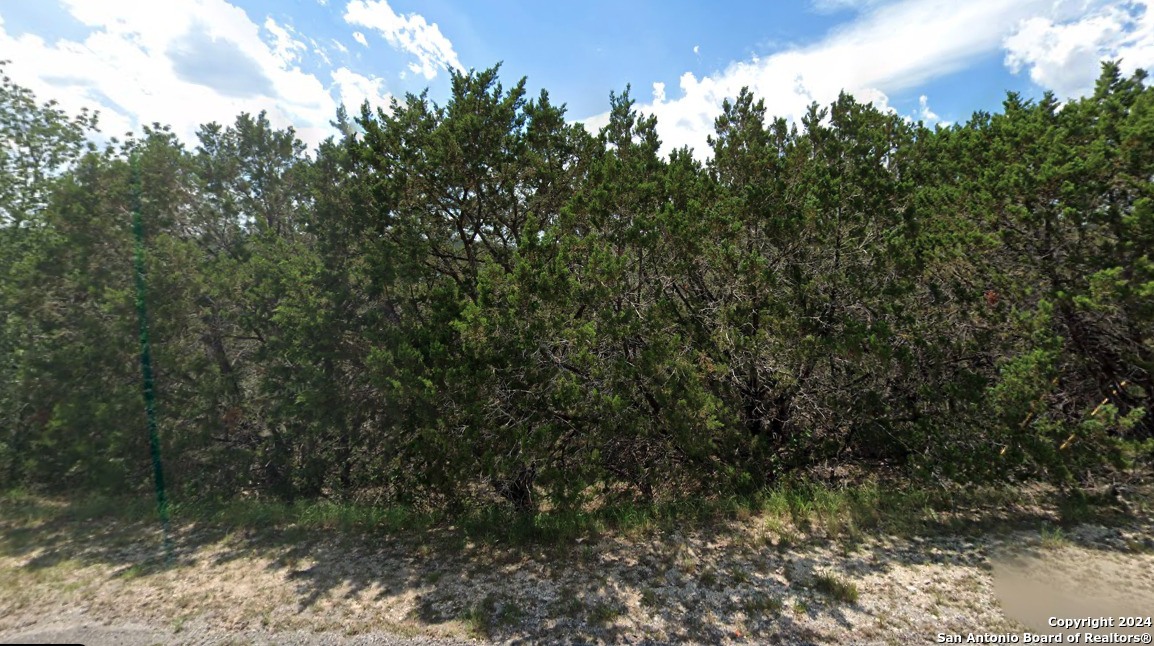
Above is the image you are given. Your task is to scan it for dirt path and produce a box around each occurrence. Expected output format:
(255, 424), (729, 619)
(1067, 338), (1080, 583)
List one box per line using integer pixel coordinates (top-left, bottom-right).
(990, 526), (1154, 638)
(2, 496), (1152, 645)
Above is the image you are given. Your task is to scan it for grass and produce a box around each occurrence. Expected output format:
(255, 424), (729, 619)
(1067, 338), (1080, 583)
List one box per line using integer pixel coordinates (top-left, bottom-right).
(812, 570), (860, 604)
(1040, 525), (1068, 549)
(741, 593), (783, 616)
(460, 594), (499, 639)
(698, 567), (717, 588)
(639, 587), (659, 608)
(20, 480), (839, 545)
(1055, 488), (1124, 526)
(495, 602), (524, 627)
(0, 474), (1133, 555)
(587, 601), (621, 625)
(730, 568), (751, 584)
(554, 585), (585, 617)
(115, 563), (150, 579)
(1, 471), (1132, 646)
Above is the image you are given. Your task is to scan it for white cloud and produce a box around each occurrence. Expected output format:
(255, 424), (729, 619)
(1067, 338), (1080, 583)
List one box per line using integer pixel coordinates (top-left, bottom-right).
(917, 94), (939, 121)
(344, 0), (463, 79)
(693, 45), (699, 54)
(579, 0), (1104, 158)
(331, 66), (392, 112)
(1004, 2), (1154, 99)
(652, 81), (666, 103)
(352, 30), (368, 47)
(264, 17), (306, 66)
(810, 0), (886, 14)
(313, 44), (332, 67)
(332, 38), (350, 53)
(0, 0), (391, 149)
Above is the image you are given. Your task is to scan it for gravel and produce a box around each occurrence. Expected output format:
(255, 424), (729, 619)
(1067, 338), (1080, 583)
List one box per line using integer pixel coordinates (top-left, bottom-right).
(2, 490), (1152, 645)
(1, 621), (482, 646)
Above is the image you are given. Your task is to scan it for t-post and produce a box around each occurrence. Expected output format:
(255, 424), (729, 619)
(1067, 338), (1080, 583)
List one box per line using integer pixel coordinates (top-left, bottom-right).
(130, 152), (173, 567)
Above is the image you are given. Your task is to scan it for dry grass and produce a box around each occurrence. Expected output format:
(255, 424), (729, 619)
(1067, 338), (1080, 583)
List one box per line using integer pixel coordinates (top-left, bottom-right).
(0, 479), (1149, 644)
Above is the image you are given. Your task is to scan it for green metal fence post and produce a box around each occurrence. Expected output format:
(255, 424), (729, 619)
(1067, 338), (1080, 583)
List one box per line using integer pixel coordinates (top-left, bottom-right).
(130, 152), (173, 566)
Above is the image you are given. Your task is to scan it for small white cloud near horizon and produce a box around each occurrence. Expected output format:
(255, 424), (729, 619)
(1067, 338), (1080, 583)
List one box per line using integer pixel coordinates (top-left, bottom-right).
(652, 81), (666, 103)
(344, 0), (463, 80)
(917, 94), (939, 121)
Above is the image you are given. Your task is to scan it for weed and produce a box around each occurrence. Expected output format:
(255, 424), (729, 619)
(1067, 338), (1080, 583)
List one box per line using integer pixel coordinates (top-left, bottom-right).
(588, 601), (621, 625)
(678, 552), (698, 575)
(742, 593), (782, 616)
(554, 586), (584, 617)
(495, 602), (523, 627)
(932, 590), (946, 606)
(763, 516), (785, 535)
(639, 587), (658, 608)
(813, 571), (859, 604)
(116, 563), (150, 579)
(1040, 525), (1068, 549)
(1126, 539), (1153, 553)
(461, 594), (499, 639)
(840, 539), (861, 557)
(699, 568), (717, 588)
(60, 580), (86, 593)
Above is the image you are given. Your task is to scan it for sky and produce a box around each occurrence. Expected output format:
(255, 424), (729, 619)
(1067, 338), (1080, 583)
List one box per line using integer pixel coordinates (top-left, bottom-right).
(1, 0), (1152, 157)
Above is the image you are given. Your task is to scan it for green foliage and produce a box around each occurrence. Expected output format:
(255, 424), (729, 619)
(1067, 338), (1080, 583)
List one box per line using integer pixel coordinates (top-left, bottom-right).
(0, 61), (1150, 512)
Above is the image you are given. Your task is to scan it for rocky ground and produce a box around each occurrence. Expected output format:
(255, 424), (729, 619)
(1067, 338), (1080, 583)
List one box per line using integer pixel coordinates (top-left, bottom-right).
(1, 489), (1152, 646)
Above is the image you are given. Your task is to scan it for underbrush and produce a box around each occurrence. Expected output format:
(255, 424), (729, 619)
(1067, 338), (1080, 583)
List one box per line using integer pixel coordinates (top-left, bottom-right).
(0, 474), (1145, 550)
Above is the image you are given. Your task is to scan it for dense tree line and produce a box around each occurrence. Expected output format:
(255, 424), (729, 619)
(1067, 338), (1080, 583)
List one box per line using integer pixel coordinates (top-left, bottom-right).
(1, 62), (1151, 511)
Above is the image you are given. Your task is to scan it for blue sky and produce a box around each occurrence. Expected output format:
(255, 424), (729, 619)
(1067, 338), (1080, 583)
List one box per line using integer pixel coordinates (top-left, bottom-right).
(1, 0), (1151, 156)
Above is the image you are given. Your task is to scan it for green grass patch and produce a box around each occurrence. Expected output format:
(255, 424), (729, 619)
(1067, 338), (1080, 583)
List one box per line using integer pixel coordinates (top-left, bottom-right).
(0, 474), (1120, 554)
(742, 593), (783, 616)
(587, 601), (621, 625)
(639, 587), (659, 608)
(456, 594), (525, 638)
(1040, 525), (1068, 549)
(698, 567), (717, 588)
(553, 585), (585, 617)
(730, 567), (751, 584)
(813, 570), (859, 604)
(460, 594), (499, 639)
(115, 563), (151, 580)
